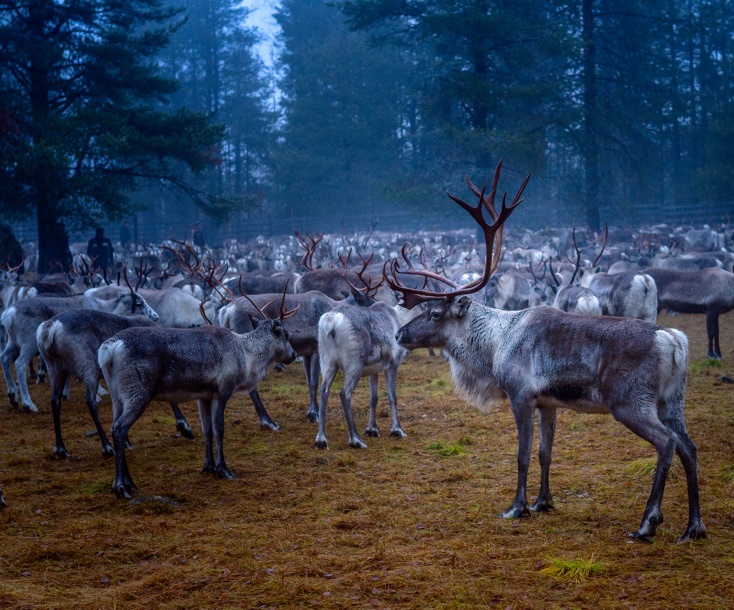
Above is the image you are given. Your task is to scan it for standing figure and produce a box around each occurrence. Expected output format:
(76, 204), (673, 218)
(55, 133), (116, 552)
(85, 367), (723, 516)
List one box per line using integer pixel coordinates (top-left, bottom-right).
(87, 227), (114, 273)
(192, 220), (205, 249)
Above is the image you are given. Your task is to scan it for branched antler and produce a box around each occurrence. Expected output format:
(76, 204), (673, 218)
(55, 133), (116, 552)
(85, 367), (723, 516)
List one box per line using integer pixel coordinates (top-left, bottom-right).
(294, 232), (324, 271)
(237, 279), (301, 321)
(338, 249), (384, 297)
(385, 161), (530, 308)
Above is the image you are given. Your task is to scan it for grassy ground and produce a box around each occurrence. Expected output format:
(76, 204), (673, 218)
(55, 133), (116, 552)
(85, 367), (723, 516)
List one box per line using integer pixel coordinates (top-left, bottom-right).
(0, 311), (733, 609)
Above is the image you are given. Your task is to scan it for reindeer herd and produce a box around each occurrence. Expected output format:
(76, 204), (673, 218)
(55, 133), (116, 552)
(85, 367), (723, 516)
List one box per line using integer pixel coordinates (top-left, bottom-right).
(1, 163), (733, 543)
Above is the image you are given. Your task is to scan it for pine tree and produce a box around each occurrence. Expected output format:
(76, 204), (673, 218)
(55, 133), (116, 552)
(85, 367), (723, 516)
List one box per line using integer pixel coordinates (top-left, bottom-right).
(0, 0), (224, 271)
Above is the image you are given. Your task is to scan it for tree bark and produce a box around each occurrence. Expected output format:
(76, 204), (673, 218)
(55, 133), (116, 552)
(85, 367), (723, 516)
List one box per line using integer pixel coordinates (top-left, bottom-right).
(582, 0), (600, 230)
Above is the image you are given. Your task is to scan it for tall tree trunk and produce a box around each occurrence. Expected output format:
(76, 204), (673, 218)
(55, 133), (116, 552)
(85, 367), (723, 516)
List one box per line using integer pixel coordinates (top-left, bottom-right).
(582, 0), (600, 230)
(37, 201), (72, 273)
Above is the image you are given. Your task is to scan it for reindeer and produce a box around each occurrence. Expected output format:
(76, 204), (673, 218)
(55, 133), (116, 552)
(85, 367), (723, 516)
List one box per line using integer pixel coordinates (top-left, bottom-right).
(313, 256), (425, 450)
(36, 310), (194, 458)
(388, 162), (705, 543)
(98, 298), (299, 499)
(574, 227), (658, 323)
(294, 232), (396, 304)
(549, 235), (602, 316)
(219, 284), (373, 426)
(642, 267), (734, 359)
(1, 284), (158, 412)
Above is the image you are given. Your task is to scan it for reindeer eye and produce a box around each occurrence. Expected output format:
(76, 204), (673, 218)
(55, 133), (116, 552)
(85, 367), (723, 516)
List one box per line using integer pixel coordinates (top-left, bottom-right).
(430, 309), (441, 320)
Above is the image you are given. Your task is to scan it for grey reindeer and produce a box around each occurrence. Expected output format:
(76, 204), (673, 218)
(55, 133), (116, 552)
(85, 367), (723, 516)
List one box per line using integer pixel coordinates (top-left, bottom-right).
(388, 162), (705, 543)
(313, 255), (425, 450)
(36, 310), (194, 458)
(1, 284), (159, 412)
(642, 266), (734, 359)
(98, 298), (298, 499)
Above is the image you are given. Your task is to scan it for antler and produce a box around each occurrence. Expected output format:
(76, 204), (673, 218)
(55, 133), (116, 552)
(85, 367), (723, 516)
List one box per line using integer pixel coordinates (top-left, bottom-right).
(337, 249), (384, 297)
(385, 161), (530, 308)
(568, 224), (608, 285)
(294, 232), (324, 271)
(238, 279), (301, 321)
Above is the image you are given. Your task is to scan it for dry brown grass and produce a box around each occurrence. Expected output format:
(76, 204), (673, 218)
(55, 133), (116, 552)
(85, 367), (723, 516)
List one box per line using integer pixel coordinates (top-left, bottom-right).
(1, 311), (733, 609)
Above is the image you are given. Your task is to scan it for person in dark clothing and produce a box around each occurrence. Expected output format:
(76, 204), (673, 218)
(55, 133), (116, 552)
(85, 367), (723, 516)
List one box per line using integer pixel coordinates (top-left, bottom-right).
(87, 227), (114, 271)
(192, 220), (205, 248)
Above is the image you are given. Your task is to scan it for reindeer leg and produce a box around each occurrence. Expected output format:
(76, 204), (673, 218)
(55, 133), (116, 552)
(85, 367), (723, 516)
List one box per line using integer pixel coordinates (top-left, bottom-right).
(14, 344), (39, 412)
(706, 310), (721, 359)
(616, 410), (675, 541)
(85, 378), (114, 457)
(1, 341), (20, 407)
(211, 396), (235, 479)
(170, 402), (195, 438)
(304, 353), (320, 422)
(51, 371), (71, 458)
(340, 368), (367, 449)
(661, 410), (706, 542)
(385, 366), (406, 438)
(500, 398), (533, 519)
(531, 406), (556, 512)
(315, 364), (338, 449)
(249, 390), (280, 431)
(110, 399), (142, 499)
(35, 354), (46, 384)
(198, 399), (216, 474)
(365, 374), (380, 437)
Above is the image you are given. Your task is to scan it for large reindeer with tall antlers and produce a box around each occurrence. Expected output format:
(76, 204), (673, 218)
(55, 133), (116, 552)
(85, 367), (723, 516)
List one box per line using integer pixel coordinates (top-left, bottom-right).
(387, 161), (705, 543)
(98, 290), (299, 499)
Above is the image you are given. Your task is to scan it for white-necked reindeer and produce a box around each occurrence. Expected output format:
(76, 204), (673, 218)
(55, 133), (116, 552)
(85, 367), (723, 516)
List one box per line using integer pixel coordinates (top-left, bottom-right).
(388, 162), (705, 543)
(98, 298), (298, 499)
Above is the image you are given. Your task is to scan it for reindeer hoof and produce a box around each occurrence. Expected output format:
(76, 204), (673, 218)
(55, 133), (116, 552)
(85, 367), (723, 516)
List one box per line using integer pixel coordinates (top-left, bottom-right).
(176, 420), (195, 439)
(260, 419), (281, 431)
(677, 522), (706, 543)
(216, 466), (236, 480)
(499, 506), (529, 519)
(389, 428), (407, 438)
(53, 446), (71, 459)
(22, 403), (39, 413)
(202, 462), (216, 475)
(7, 393), (19, 409)
(314, 437), (328, 450)
(364, 427), (380, 437)
(530, 499), (554, 512)
(627, 531), (654, 543)
(349, 438), (368, 449)
(112, 482), (133, 499)
(101, 445), (115, 458)
(306, 410), (319, 423)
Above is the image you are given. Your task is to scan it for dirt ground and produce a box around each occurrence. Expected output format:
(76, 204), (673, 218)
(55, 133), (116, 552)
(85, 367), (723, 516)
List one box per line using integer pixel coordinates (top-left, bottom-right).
(0, 310), (733, 609)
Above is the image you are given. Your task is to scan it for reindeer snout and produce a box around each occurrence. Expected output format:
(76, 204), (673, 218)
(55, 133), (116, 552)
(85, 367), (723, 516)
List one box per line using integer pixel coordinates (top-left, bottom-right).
(395, 330), (405, 345)
(285, 347), (298, 365)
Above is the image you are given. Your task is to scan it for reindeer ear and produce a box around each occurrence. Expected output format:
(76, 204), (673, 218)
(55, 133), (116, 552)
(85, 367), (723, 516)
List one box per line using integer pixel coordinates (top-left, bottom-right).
(247, 314), (260, 329)
(450, 296), (472, 318)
